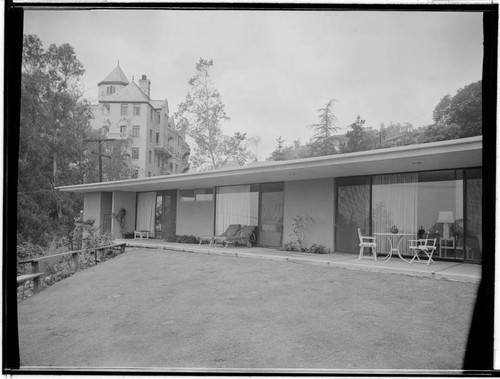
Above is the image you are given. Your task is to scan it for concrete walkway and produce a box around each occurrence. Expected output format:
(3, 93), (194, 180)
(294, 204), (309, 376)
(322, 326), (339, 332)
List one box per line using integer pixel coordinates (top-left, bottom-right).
(117, 239), (481, 283)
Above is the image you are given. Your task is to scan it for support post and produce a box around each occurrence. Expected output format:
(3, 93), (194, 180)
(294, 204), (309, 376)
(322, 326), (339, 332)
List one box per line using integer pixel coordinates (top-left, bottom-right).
(72, 252), (79, 272)
(31, 261), (40, 294)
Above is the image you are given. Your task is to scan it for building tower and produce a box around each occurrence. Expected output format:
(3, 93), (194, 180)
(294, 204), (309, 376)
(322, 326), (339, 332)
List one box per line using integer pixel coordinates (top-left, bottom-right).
(90, 64), (190, 179)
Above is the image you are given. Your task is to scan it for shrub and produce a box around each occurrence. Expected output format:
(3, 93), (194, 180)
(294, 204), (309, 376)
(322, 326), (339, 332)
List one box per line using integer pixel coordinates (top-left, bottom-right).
(167, 235), (200, 244)
(290, 215), (315, 250)
(307, 243), (328, 254)
(281, 241), (298, 251)
(281, 242), (329, 254)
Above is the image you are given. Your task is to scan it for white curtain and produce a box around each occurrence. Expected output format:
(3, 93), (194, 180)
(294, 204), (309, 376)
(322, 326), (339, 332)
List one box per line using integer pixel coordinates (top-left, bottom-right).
(372, 173), (418, 255)
(136, 192), (157, 237)
(216, 185), (254, 235)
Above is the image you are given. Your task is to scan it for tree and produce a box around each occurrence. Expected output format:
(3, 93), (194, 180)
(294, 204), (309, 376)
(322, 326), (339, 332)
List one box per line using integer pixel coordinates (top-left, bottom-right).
(247, 135), (262, 162)
(175, 58), (250, 170)
(81, 130), (134, 183)
(433, 94), (453, 125)
(18, 35), (91, 246)
(307, 99), (341, 157)
(340, 116), (377, 153)
(424, 80), (482, 142)
(447, 80), (482, 137)
(270, 136), (286, 161)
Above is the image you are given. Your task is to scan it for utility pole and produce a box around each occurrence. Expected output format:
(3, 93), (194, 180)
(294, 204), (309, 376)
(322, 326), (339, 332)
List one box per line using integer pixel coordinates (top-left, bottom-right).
(84, 138), (116, 182)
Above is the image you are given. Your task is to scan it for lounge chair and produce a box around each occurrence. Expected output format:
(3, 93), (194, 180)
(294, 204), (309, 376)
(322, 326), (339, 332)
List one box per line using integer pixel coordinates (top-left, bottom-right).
(214, 224), (257, 248)
(199, 224), (240, 247)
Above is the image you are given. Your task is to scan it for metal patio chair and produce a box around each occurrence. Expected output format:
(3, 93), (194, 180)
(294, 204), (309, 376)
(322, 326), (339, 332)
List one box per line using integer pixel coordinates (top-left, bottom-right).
(358, 228), (377, 261)
(409, 234), (437, 265)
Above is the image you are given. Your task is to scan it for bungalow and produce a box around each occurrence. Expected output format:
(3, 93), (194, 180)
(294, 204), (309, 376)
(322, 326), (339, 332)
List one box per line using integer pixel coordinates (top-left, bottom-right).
(57, 136), (483, 264)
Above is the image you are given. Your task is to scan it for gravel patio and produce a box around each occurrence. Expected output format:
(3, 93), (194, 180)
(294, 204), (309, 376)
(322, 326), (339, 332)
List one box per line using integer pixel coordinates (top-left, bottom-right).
(17, 247), (478, 372)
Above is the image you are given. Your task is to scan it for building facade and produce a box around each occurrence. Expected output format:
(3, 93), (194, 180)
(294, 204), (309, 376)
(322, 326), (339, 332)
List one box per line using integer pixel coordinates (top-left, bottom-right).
(59, 137), (483, 264)
(90, 64), (190, 179)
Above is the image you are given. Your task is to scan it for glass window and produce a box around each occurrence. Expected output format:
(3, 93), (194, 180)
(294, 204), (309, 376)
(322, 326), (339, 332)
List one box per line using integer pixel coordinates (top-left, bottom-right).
(132, 126), (140, 137)
(156, 132), (160, 144)
(150, 129), (153, 142)
(179, 189), (195, 202)
(149, 150), (152, 163)
(102, 103), (110, 115)
(465, 168), (482, 262)
(335, 176), (371, 253)
(120, 104), (128, 116)
(131, 148), (139, 160)
(120, 125), (127, 134)
(216, 185), (259, 235)
(259, 182), (285, 247)
(370, 170), (463, 259)
(416, 170), (463, 260)
(106, 86), (115, 95)
(195, 188), (214, 201)
(133, 104), (141, 116)
(156, 111), (161, 124)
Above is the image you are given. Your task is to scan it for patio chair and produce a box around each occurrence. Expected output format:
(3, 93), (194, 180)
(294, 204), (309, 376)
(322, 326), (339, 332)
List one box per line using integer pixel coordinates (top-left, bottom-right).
(211, 224), (242, 247)
(215, 225), (257, 248)
(358, 228), (377, 261)
(409, 234), (437, 265)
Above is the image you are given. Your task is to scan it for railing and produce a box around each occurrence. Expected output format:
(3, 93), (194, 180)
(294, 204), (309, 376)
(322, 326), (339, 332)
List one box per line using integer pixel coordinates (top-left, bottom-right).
(154, 144), (175, 157)
(17, 243), (126, 299)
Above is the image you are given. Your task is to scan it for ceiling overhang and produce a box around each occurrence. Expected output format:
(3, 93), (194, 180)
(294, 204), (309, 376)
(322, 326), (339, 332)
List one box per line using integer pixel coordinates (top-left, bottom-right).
(57, 136), (483, 193)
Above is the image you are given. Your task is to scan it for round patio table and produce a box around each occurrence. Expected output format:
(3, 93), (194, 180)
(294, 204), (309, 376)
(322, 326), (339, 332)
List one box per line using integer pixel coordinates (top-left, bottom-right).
(373, 232), (415, 263)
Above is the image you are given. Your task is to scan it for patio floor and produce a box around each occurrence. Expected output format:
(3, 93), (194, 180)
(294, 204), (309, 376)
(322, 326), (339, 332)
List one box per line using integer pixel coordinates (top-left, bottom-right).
(117, 238), (481, 283)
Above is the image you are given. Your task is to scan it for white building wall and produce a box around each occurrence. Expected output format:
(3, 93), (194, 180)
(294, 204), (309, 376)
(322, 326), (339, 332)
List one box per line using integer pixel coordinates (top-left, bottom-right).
(111, 191), (137, 237)
(283, 178), (335, 251)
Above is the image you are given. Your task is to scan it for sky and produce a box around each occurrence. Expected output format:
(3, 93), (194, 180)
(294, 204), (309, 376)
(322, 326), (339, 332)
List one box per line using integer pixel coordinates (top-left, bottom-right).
(23, 9), (484, 159)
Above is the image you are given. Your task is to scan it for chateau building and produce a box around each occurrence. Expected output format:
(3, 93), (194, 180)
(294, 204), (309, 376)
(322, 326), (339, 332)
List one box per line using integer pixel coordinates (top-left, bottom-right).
(90, 64), (190, 179)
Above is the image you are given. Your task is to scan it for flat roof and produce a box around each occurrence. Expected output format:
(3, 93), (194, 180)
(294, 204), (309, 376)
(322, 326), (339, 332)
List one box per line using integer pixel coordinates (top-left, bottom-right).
(57, 136), (482, 193)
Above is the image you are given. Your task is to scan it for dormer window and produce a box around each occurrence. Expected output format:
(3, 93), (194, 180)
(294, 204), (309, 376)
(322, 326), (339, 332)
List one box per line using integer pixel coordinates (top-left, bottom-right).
(107, 86), (115, 95)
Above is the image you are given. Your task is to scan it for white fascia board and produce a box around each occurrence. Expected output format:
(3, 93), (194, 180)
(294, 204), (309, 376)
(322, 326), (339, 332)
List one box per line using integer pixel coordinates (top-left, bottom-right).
(57, 136), (482, 193)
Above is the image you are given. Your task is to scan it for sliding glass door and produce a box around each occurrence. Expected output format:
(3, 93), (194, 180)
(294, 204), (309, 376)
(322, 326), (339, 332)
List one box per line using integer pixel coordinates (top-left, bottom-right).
(259, 182), (284, 247)
(215, 183), (284, 247)
(465, 168), (482, 263)
(335, 177), (371, 253)
(372, 174), (418, 256)
(215, 185), (259, 235)
(155, 190), (177, 240)
(335, 169), (482, 263)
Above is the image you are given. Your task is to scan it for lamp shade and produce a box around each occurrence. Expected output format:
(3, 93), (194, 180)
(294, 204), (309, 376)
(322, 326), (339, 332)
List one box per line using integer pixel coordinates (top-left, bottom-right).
(437, 211), (454, 223)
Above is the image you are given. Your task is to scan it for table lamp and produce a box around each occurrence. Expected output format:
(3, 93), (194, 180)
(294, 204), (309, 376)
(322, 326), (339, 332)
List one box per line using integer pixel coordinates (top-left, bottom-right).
(437, 211), (454, 239)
